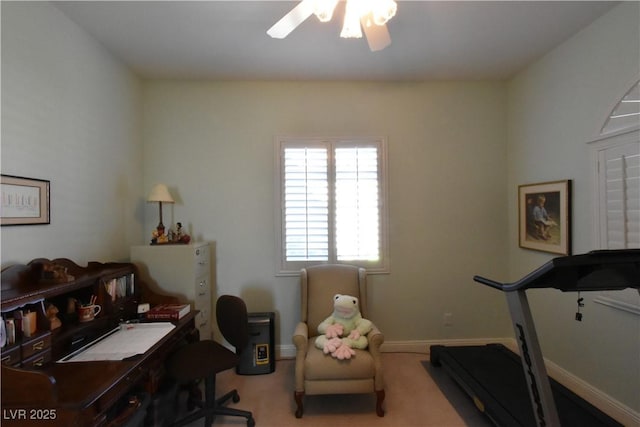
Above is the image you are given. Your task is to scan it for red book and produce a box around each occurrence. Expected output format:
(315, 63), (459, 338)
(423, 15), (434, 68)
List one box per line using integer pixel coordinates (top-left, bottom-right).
(146, 303), (190, 320)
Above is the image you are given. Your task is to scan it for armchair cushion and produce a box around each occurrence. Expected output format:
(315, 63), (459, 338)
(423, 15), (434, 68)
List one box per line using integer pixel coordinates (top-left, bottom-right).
(304, 339), (375, 380)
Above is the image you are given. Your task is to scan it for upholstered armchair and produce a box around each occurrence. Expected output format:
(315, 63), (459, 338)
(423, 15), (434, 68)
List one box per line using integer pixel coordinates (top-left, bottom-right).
(293, 264), (385, 418)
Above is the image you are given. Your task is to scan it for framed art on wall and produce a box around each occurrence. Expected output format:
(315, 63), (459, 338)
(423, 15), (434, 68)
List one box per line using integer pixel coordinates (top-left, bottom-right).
(518, 180), (571, 255)
(1, 175), (50, 226)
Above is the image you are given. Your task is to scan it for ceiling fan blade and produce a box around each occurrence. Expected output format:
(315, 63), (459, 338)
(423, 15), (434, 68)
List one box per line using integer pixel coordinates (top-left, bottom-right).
(267, 0), (315, 39)
(361, 21), (391, 52)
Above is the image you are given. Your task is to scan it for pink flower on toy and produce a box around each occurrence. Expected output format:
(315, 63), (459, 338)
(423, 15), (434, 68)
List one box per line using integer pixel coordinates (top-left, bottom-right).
(325, 323), (344, 338)
(348, 330), (361, 340)
(332, 342), (356, 360)
(323, 337), (343, 354)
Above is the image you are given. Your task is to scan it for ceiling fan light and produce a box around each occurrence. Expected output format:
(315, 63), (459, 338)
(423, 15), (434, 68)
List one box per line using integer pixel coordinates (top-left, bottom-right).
(372, 0), (397, 26)
(340, 20), (362, 38)
(313, 0), (339, 22)
(340, 0), (363, 38)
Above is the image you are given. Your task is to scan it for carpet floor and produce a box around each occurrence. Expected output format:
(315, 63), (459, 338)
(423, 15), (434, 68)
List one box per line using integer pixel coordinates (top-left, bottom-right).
(173, 352), (494, 427)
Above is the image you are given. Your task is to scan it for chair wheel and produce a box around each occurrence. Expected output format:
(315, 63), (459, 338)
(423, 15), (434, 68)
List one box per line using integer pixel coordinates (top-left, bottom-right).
(247, 417), (255, 427)
(233, 391), (240, 403)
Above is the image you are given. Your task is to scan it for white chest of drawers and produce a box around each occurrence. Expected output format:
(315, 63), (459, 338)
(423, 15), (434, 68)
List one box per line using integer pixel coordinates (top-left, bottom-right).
(130, 242), (213, 340)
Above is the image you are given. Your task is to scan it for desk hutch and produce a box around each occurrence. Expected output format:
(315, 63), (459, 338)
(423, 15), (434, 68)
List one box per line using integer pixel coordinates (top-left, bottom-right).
(0, 258), (197, 426)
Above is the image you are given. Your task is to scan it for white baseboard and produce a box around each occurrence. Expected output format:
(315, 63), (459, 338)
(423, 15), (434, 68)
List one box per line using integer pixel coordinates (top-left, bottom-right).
(277, 338), (639, 425)
(502, 340), (638, 426)
(543, 356), (640, 426)
(277, 344), (296, 359)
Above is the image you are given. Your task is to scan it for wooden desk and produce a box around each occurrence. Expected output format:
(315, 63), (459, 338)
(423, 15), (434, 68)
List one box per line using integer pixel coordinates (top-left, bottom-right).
(1, 259), (197, 426)
(3, 313), (195, 426)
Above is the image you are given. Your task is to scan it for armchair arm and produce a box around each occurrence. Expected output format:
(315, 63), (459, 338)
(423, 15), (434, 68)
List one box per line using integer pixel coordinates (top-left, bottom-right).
(293, 322), (309, 348)
(293, 322), (309, 392)
(366, 324), (385, 391)
(367, 324), (384, 350)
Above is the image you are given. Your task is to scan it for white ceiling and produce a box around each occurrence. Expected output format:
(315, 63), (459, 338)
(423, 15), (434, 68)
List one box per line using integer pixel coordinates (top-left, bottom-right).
(54, 1), (618, 81)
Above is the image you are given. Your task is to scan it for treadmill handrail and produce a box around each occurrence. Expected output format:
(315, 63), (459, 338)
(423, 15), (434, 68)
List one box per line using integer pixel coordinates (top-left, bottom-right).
(473, 249), (640, 292)
(474, 261), (555, 292)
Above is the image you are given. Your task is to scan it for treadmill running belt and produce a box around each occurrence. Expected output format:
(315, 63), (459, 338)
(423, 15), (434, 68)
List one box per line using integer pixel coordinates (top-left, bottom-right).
(430, 344), (622, 427)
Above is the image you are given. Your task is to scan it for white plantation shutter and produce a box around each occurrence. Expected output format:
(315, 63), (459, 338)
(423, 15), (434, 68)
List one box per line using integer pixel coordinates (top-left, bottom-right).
(599, 140), (640, 249)
(277, 137), (388, 274)
(335, 146), (380, 261)
(283, 147), (329, 261)
(591, 81), (640, 315)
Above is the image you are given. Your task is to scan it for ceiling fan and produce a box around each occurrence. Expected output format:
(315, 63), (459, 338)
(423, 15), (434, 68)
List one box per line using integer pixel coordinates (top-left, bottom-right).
(267, 0), (398, 52)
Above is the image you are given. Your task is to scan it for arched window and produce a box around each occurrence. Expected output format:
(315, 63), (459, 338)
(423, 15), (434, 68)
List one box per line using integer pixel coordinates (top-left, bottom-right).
(600, 80), (640, 135)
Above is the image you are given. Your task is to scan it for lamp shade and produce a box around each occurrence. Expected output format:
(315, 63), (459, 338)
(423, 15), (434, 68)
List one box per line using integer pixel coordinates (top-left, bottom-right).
(147, 184), (175, 203)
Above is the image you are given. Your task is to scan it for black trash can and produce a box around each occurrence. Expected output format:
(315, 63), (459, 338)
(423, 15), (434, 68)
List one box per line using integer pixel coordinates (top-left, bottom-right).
(237, 312), (275, 375)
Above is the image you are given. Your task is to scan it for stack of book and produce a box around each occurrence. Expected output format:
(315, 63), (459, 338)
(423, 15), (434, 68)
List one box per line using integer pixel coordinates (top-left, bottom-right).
(145, 303), (191, 321)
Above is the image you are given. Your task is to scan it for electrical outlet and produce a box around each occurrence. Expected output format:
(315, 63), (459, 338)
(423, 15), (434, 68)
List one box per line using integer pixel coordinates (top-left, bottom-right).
(443, 312), (453, 327)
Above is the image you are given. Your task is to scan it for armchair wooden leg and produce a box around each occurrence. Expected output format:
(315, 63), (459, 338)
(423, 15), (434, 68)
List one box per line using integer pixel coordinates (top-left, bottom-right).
(376, 390), (385, 417)
(294, 391), (304, 418)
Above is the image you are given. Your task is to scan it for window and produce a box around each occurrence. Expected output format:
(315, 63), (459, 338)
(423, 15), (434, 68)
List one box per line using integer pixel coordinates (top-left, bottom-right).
(601, 80), (640, 135)
(590, 80), (640, 315)
(275, 137), (389, 274)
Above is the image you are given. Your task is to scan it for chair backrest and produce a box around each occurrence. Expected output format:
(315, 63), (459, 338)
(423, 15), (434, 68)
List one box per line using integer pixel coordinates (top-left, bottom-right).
(301, 264), (368, 338)
(216, 295), (249, 352)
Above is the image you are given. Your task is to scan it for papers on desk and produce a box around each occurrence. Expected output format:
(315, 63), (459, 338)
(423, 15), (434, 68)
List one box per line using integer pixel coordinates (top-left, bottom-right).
(58, 322), (176, 362)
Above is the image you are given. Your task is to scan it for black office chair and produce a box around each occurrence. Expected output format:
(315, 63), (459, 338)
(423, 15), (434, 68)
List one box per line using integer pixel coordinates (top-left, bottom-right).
(167, 295), (255, 427)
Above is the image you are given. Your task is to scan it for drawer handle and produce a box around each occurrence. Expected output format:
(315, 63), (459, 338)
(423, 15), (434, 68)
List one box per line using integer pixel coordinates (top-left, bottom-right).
(1, 355), (12, 364)
(33, 357), (45, 367)
(32, 340), (45, 351)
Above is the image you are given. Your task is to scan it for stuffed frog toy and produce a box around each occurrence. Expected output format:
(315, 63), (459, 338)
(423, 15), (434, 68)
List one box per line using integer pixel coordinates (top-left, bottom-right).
(315, 294), (372, 360)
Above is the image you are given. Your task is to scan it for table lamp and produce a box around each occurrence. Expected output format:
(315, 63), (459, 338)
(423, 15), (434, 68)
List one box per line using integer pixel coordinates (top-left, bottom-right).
(147, 184), (174, 234)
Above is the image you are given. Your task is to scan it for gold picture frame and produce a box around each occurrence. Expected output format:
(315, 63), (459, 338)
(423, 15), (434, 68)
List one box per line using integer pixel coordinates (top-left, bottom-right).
(518, 180), (571, 255)
(1, 175), (51, 226)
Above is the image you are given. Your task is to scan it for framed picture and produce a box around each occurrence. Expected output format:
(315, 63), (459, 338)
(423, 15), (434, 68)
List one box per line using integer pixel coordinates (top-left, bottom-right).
(518, 180), (571, 255)
(1, 175), (50, 226)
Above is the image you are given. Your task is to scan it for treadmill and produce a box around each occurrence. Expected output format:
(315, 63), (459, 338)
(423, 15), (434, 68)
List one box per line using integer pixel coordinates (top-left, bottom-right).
(430, 249), (640, 427)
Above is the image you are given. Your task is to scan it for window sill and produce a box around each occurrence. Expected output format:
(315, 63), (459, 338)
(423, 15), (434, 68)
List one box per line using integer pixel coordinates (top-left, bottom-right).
(593, 294), (640, 316)
(276, 266), (390, 277)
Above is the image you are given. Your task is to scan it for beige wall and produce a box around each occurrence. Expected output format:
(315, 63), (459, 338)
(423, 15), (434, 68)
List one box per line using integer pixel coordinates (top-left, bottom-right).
(1, 1), (144, 266)
(507, 2), (640, 412)
(141, 80), (511, 348)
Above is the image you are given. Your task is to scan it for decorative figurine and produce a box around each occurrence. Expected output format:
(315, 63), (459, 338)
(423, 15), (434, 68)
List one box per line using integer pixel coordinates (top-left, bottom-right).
(42, 262), (74, 282)
(151, 222), (191, 244)
(173, 222), (191, 244)
(46, 303), (62, 330)
(151, 224), (169, 244)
